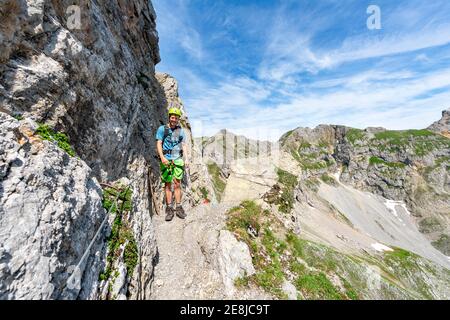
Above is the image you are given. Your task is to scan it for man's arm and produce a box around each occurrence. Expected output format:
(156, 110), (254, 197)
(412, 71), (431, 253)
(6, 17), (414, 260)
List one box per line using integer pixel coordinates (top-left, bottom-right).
(157, 140), (169, 165)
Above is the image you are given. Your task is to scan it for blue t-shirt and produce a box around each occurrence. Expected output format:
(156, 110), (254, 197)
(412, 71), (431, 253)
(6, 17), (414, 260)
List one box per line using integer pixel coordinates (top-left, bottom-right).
(156, 125), (186, 160)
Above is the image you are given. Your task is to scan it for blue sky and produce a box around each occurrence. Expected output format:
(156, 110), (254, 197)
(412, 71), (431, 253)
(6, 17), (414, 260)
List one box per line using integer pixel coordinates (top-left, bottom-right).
(153, 0), (450, 141)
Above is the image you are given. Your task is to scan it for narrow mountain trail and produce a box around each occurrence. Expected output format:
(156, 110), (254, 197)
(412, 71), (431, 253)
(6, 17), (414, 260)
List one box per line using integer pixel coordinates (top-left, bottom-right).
(149, 201), (273, 300)
(150, 203), (226, 299)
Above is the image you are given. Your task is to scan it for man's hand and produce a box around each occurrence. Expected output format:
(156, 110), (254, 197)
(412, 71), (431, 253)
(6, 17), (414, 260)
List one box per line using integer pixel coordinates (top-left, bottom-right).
(156, 140), (169, 166)
(161, 156), (169, 166)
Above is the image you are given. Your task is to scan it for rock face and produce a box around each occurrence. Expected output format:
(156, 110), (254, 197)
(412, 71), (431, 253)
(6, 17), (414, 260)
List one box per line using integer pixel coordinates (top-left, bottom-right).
(280, 121), (450, 255)
(197, 130), (273, 171)
(194, 130), (274, 203)
(0, 114), (106, 299)
(216, 230), (256, 297)
(1, 0), (161, 179)
(194, 113), (450, 299)
(0, 0), (175, 299)
(428, 108), (450, 138)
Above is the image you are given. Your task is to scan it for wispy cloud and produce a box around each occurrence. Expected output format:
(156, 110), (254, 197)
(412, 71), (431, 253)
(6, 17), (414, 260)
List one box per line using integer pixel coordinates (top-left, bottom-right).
(187, 66), (450, 140)
(153, 0), (205, 61)
(259, 11), (450, 80)
(328, 23), (450, 65)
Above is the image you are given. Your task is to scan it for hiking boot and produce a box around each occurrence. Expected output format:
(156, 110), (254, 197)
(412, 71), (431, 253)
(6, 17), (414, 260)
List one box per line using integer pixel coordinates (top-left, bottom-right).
(175, 205), (186, 219)
(165, 206), (174, 221)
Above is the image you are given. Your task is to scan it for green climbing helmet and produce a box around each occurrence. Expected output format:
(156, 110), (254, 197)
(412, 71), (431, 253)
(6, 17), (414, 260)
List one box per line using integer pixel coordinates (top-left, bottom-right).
(168, 107), (182, 118)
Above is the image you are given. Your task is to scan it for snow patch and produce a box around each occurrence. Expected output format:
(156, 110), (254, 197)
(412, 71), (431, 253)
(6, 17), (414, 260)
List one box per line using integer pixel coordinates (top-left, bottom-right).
(332, 171), (341, 183)
(384, 199), (411, 217)
(371, 243), (394, 252)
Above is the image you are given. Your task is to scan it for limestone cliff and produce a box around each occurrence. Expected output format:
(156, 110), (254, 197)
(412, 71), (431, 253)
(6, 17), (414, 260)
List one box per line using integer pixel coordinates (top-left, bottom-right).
(0, 0), (175, 299)
(280, 119), (450, 255)
(0, 114), (106, 299)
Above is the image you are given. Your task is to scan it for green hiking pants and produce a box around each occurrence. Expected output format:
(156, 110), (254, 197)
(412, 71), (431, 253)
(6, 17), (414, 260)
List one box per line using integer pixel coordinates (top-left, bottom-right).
(160, 158), (184, 183)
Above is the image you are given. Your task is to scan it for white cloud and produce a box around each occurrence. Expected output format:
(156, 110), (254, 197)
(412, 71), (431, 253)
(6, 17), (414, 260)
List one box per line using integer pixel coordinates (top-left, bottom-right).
(153, 0), (205, 61)
(189, 67), (450, 141)
(414, 53), (430, 63)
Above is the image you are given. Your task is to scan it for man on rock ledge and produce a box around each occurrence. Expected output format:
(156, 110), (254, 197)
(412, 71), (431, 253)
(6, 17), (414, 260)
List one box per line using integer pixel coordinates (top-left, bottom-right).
(156, 107), (188, 221)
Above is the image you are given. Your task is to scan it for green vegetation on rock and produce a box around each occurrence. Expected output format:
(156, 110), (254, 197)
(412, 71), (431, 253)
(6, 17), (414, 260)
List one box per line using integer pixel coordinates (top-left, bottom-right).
(226, 201), (359, 300)
(290, 140), (335, 171)
(102, 186), (133, 213)
(226, 201), (448, 300)
(199, 186), (210, 202)
(280, 130), (294, 145)
(207, 161), (226, 201)
(299, 141), (312, 149)
(123, 236), (138, 276)
(372, 129), (449, 156)
(375, 129), (434, 141)
(295, 272), (342, 300)
(346, 128), (366, 145)
(36, 124), (76, 157)
(226, 200), (261, 240)
(381, 247), (440, 299)
(99, 184), (138, 288)
(291, 150), (332, 170)
(369, 156), (406, 169)
(320, 174), (338, 186)
(275, 168), (298, 213)
(277, 168), (297, 188)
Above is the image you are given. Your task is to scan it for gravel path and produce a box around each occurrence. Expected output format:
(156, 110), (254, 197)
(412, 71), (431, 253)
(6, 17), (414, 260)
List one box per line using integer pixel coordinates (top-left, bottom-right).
(150, 203), (226, 299)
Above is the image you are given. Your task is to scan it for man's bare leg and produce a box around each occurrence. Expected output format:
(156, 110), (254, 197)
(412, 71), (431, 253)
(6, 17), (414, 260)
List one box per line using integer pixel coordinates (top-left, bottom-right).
(173, 179), (181, 205)
(164, 182), (175, 221)
(173, 179), (186, 218)
(165, 182), (173, 206)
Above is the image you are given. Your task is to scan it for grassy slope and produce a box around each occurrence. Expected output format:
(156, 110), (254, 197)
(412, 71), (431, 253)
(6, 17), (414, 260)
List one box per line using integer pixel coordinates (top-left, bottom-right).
(226, 201), (450, 300)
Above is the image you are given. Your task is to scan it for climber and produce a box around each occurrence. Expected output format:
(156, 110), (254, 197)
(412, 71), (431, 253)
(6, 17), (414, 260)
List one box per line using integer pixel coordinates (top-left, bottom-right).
(156, 107), (189, 221)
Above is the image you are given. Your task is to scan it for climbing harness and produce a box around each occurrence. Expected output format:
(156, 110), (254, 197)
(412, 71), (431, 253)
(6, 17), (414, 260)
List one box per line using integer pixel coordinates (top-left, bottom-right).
(162, 125), (184, 157)
(160, 159), (184, 183)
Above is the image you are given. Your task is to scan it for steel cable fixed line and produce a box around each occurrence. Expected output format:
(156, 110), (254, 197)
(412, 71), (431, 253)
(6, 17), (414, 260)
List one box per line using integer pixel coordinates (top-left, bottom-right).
(64, 179), (136, 294)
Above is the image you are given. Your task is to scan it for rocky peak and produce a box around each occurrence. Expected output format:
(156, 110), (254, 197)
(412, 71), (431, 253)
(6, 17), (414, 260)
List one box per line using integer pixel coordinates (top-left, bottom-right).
(197, 129), (273, 168)
(428, 108), (450, 138)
